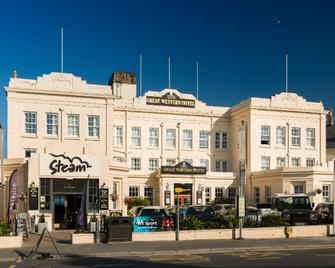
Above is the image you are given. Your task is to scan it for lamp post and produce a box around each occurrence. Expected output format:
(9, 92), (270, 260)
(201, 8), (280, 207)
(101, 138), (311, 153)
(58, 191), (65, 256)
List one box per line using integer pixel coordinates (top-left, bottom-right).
(333, 160), (335, 236)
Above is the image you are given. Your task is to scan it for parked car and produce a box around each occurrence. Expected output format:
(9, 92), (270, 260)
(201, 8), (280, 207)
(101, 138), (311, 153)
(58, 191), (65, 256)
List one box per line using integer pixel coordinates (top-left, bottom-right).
(245, 206), (261, 224)
(271, 194), (317, 225)
(314, 203), (333, 224)
(185, 205), (215, 222)
(256, 203), (273, 217)
(138, 206), (169, 217)
(213, 204), (234, 216)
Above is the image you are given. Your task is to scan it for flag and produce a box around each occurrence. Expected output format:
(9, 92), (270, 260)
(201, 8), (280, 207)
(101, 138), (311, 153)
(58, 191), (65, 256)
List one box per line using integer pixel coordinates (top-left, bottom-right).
(7, 169), (18, 224)
(77, 175), (89, 230)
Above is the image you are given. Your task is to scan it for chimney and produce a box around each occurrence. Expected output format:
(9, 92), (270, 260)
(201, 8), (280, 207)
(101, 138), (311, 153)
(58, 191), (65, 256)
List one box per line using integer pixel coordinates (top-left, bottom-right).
(108, 72), (136, 100)
(327, 109), (334, 127)
(11, 70), (17, 78)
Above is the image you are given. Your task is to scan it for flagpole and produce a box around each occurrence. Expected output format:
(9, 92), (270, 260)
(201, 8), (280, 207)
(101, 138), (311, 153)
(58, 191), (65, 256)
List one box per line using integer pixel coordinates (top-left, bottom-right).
(285, 54), (288, 92)
(168, 57), (171, 89)
(196, 61), (199, 99)
(61, 27), (64, 73)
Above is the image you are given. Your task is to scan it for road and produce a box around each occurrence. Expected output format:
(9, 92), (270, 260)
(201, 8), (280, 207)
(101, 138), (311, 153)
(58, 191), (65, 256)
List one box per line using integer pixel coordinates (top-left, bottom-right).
(2, 247), (335, 268)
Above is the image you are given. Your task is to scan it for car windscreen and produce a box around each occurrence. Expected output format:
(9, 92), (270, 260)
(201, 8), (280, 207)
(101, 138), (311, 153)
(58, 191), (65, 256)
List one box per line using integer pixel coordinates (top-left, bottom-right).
(276, 197), (311, 210)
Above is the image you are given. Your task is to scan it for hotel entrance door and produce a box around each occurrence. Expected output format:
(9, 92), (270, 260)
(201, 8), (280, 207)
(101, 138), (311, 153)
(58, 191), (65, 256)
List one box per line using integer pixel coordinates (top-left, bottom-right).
(54, 194), (82, 229)
(174, 183), (192, 206)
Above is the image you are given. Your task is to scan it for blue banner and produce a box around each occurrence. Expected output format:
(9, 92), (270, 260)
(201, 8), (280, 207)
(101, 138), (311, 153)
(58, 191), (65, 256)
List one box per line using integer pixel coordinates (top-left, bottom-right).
(7, 169), (18, 224)
(133, 216), (174, 232)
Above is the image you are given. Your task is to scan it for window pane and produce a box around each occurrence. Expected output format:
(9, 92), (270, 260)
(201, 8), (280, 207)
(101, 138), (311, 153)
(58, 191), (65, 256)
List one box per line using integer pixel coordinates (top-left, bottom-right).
(88, 115), (100, 138)
(149, 128), (159, 147)
(67, 114), (79, 136)
(199, 130), (209, 149)
(183, 129), (193, 148)
(261, 125), (270, 145)
(24, 112), (37, 134)
(131, 127), (141, 146)
(166, 129), (176, 148)
(276, 126), (285, 146)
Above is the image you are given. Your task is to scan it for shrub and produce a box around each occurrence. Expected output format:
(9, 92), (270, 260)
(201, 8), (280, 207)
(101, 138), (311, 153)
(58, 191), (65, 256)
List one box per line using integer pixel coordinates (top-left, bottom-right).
(180, 216), (204, 230)
(0, 221), (11, 236)
(205, 215), (226, 229)
(210, 197), (233, 206)
(261, 213), (284, 227)
(125, 197), (150, 210)
(243, 217), (257, 228)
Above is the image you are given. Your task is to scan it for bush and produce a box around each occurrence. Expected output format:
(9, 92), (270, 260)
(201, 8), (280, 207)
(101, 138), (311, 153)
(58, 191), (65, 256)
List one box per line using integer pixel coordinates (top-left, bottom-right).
(205, 215), (226, 229)
(211, 197), (233, 206)
(125, 197), (150, 210)
(261, 213), (285, 227)
(180, 216), (204, 230)
(0, 221), (11, 236)
(243, 217), (257, 228)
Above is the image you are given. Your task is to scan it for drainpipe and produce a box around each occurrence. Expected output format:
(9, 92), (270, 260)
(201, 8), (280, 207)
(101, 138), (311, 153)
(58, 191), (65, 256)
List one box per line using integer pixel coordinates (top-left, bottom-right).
(105, 98), (108, 156)
(160, 122), (164, 166)
(59, 108), (63, 142)
(177, 123), (181, 163)
(286, 122), (290, 167)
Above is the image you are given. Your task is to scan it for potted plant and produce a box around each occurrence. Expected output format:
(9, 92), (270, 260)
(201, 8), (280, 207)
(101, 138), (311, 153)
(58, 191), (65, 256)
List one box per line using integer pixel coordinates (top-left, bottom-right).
(89, 214), (98, 233)
(71, 227), (94, 244)
(0, 221), (23, 249)
(37, 214), (48, 234)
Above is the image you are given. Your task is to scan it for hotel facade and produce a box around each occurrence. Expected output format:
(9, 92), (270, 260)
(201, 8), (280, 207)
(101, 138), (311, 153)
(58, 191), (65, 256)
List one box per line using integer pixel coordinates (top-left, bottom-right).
(0, 71), (334, 230)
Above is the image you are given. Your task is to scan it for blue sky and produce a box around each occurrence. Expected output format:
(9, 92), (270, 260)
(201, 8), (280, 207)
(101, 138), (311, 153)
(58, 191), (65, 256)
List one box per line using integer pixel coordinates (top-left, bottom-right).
(1, 0), (335, 154)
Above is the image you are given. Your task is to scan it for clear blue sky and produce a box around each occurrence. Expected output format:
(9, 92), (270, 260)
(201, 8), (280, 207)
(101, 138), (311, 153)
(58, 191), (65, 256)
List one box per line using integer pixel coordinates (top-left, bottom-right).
(1, 0), (335, 154)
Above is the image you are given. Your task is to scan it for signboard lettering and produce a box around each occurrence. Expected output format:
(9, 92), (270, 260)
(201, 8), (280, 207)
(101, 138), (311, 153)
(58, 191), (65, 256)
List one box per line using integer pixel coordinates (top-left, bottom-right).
(28, 187), (38, 210)
(49, 154), (92, 175)
(161, 161), (206, 175)
(146, 92), (195, 108)
(99, 188), (109, 210)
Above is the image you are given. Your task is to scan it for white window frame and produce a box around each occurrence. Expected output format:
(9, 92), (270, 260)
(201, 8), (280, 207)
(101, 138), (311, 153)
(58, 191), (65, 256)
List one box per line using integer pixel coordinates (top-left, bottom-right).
(254, 187), (260, 203)
(46, 113), (58, 136)
(215, 132), (227, 149)
(199, 130), (209, 149)
(292, 157), (301, 167)
(199, 159), (209, 171)
(67, 114), (79, 137)
(166, 158), (176, 166)
(129, 186), (139, 197)
(261, 156), (270, 170)
(88, 115), (100, 138)
(276, 157), (286, 168)
(215, 187), (225, 200)
(291, 127), (301, 146)
(24, 111), (37, 135)
(215, 160), (227, 172)
(131, 158), (141, 170)
(322, 184), (330, 203)
(131, 127), (141, 146)
(183, 129), (193, 149)
(166, 129), (176, 148)
(261, 125), (270, 145)
(306, 128), (315, 147)
(149, 128), (159, 147)
(205, 187), (211, 204)
(114, 126), (123, 146)
(265, 186), (271, 204)
(276, 126), (286, 146)
(294, 184), (304, 194)
(148, 158), (158, 171)
(306, 158), (315, 167)
(183, 159), (193, 165)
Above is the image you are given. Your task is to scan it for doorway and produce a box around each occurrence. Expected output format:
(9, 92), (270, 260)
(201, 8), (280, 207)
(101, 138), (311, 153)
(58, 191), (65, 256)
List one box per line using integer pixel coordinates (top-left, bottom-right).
(54, 194), (82, 229)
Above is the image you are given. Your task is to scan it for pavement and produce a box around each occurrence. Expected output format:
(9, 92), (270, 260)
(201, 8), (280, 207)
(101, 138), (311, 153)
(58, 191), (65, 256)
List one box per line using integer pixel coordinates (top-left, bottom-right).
(1, 231), (335, 262)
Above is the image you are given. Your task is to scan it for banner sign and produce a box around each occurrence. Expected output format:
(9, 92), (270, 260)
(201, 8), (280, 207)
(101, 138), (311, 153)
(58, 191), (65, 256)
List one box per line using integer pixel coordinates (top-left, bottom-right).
(7, 169), (18, 223)
(146, 92), (195, 108)
(28, 187), (39, 210)
(99, 188), (109, 210)
(133, 216), (174, 232)
(161, 161), (206, 175)
(40, 153), (99, 177)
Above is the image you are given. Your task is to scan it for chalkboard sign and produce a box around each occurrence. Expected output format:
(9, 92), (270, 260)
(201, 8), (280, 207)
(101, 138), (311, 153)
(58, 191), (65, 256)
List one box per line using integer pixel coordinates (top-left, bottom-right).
(99, 188), (109, 210)
(17, 212), (29, 237)
(28, 187), (39, 210)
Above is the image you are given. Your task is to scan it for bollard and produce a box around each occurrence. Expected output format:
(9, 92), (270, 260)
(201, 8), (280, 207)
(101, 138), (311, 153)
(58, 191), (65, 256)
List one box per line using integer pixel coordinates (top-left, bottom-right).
(95, 220), (100, 243)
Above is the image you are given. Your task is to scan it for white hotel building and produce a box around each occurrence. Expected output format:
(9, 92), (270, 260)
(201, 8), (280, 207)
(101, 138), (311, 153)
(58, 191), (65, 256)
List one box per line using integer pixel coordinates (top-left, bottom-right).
(0, 71), (334, 230)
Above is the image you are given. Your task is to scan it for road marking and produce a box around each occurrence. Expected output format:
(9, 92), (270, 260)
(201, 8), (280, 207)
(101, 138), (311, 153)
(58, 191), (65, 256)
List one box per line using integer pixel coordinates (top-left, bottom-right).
(316, 254), (335, 257)
(93, 264), (134, 267)
(148, 254), (208, 263)
(225, 251), (291, 260)
(8, 265), (16, 268)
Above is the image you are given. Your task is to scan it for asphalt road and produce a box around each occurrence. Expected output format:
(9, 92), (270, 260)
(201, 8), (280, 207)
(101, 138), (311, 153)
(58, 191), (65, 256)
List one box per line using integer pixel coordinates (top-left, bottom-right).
(3, 247), (335, 268)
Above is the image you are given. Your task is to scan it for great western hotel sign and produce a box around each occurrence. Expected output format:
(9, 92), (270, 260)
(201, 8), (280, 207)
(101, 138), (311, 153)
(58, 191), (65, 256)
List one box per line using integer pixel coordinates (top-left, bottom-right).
(40, 153), (100, 177)
(161, 161), (206, 175)
(146, 92), (195, 108)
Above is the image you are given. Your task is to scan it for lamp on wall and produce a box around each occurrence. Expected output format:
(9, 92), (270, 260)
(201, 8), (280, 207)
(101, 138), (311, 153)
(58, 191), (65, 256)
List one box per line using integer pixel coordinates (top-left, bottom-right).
(29, 180), (35, 187)
(101, 182), (106, 188)
(0, 182), (5, 189)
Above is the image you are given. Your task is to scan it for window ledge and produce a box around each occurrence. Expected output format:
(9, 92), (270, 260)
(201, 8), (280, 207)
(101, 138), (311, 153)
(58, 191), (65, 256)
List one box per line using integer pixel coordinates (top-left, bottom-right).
(181, 148), (193, 151)
(85, 137), (101, 141)
(65, 136), (80, 140)
(147, 147), (159, 150)
(44, 135), (59, 140)
(129, 146), (142, 149)
(290, 146), (301, 150)
(21, 134), (38, 139)
(165, 147), (176, 151)
(275, 146), (286, 149)
(198, 148), (209, 151)
(305, 147), (316, 150)
(259, 145), (271, 148)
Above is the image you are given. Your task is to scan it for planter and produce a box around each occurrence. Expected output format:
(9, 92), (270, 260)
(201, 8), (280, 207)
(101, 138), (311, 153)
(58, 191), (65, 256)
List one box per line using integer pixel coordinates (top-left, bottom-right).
(89, 222), (97, 233)
(0, 234), (23, 249)
(71, 233), (95, 244)
(37, 223), (48, 234)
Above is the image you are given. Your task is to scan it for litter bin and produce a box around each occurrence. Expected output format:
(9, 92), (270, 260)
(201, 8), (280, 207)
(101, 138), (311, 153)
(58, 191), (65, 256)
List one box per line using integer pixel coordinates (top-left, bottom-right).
(106, 217), (132, 242)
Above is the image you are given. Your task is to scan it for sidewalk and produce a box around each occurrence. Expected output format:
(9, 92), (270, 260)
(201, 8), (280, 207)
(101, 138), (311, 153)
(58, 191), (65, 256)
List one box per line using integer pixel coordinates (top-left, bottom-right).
(1, 231), (335, 262)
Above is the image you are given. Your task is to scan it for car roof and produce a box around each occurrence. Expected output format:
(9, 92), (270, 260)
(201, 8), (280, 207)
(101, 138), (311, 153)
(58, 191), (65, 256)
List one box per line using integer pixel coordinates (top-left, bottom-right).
(141, 206), (166, 209)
